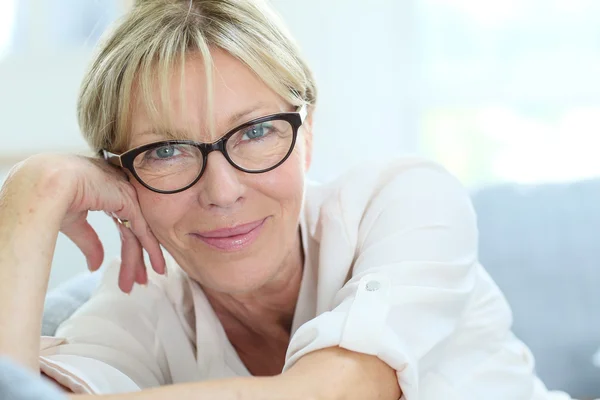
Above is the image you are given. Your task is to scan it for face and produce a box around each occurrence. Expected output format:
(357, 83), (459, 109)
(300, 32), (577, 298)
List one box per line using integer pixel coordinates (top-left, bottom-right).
(127, 49), (313, 294)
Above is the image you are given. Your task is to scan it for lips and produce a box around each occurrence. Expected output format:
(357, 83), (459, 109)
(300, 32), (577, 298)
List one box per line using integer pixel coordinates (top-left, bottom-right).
(191, 218), (267, 251)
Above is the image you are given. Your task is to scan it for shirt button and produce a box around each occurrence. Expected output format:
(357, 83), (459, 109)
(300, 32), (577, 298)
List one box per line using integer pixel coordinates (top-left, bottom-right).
(365, 280), (381, 292)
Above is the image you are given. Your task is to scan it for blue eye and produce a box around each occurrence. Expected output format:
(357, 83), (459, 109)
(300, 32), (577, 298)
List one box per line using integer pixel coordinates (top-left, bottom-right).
(146, 145), (182, 160)
(242, 123), (272, 140)
(156, 146), (177, 158)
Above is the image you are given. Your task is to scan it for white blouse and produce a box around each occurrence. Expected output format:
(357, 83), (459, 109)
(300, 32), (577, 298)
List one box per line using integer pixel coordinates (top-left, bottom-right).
(39, 158), (573, 400)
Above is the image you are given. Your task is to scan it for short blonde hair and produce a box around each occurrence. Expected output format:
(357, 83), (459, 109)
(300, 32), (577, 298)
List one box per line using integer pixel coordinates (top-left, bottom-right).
(77, 0), (317, 153)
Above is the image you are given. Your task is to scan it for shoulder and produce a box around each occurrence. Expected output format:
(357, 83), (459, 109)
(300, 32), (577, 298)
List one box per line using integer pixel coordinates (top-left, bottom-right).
(304, 157), (474, 238)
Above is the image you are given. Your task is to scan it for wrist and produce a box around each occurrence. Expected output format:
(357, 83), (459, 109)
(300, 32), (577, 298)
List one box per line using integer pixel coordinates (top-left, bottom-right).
(3, 155), (75, 226)
(0, 156), (74, 279)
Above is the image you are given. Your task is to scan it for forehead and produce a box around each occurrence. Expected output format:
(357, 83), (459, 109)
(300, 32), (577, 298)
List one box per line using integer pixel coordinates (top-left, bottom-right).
(128, 48), (287, 146)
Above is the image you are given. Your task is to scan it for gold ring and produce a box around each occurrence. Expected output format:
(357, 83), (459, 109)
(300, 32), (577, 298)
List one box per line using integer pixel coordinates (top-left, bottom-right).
(118, 218), (131, 229)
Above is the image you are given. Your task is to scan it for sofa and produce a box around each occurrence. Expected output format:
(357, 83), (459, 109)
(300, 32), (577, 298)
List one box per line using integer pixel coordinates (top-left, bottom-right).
(3, 178), (600, 399)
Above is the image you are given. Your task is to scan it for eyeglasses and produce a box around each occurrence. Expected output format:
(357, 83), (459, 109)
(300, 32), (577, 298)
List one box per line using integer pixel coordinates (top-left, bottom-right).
(102, 105), (307, 194)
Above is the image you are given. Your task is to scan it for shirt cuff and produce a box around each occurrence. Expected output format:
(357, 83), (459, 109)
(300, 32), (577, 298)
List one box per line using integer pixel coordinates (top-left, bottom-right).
(283, 272), (420, 398)
(39, 336), (140, 395)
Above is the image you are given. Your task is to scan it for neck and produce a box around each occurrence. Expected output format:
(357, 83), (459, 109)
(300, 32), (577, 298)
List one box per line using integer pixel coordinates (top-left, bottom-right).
(204, 231), (304, 337)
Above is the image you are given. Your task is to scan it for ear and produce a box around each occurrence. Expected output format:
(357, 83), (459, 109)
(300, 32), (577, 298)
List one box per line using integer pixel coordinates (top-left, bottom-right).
(302, 109), (314, 171)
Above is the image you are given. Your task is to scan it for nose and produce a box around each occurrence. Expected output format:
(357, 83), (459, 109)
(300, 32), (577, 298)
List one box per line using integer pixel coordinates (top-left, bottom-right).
(196, 152), (244, 210)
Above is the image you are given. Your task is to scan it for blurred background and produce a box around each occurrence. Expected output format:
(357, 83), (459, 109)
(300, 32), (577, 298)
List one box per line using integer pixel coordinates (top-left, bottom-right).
(1, 0), (600, 396)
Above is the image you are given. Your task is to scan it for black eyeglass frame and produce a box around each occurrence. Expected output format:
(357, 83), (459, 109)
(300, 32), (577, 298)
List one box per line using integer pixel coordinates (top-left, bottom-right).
(101, 105), (308, 194)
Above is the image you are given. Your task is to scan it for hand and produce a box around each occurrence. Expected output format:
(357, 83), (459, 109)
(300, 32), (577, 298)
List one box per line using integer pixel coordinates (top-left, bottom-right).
(17, 154), (166, 293)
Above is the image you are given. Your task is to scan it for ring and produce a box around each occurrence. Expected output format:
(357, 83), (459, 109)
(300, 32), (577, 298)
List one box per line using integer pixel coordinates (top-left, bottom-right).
(117, 218), (131, 229)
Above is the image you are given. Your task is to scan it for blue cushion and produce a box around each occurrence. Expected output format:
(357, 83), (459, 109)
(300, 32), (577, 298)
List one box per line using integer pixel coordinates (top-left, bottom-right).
(472, 178), (600, 398)
(42, 271), (102, 337)
(0, 357), (66, 400)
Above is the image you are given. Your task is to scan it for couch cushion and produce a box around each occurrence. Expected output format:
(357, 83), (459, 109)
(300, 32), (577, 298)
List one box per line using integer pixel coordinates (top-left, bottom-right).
(0, 357), (66, 399)
(42, 271), (102, 337)
(472, 178), (600, 398)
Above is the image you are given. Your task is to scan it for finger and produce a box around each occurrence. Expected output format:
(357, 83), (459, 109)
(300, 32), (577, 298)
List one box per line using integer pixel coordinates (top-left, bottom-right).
(62, 217), (104, 271)
(120, 198), (166, 275)
(126, 232), (147, 286)
(134, 260), (148, 286)
(116, 220), (139, 294)
(132, 221), (165, 275)
(118, 220), (148, 286)
(120, 224), (149, 287)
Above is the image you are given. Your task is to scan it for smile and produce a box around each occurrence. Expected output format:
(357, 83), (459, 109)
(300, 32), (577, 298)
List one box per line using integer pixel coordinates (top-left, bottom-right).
(190, 218), (268, 252)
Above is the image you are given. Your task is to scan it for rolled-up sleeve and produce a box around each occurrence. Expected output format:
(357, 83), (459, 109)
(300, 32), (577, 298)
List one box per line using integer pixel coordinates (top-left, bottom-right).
(284, 163), (490, 399)
(39, 261), (185, 395)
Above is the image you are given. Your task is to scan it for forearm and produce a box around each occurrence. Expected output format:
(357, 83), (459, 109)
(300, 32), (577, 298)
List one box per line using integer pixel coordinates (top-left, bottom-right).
(0, 164), (67, 370)
(69, 375), (317, 400)
(68, 348), (399, 400)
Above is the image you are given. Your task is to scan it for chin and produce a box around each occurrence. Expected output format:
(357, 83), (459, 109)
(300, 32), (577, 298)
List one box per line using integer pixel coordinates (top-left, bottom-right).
(174, 238), (283, 294)
(200, 261), (280, 294)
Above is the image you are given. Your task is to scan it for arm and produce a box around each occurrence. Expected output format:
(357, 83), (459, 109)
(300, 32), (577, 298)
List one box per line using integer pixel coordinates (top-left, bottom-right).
(69, 347), (400, 400)
(0, 161), (67, 370)
(0, 155), (165, 372)
(284, 161), (480, 399)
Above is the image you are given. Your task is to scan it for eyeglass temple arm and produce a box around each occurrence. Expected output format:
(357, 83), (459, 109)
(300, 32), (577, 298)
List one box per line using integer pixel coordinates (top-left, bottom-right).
(298, 104), (308, 122)
(101, 150), (123, 167)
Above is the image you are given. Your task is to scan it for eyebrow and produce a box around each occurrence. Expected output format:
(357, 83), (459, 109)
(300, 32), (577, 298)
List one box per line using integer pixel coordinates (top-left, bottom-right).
(132, 102), (277, 143)
(134, 129), (188, 142)
(227, 102), (270, 125)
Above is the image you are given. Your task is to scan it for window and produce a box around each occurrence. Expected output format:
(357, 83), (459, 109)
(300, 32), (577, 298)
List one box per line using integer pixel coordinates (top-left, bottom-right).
(417, 0), (600, 185)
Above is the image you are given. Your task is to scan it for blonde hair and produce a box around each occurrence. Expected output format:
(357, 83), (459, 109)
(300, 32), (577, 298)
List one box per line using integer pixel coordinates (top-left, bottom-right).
(77, 0), (317, 153)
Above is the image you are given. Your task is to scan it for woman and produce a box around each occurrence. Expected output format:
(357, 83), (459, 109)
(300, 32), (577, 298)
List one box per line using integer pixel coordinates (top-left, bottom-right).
(0, 1), (572, 399)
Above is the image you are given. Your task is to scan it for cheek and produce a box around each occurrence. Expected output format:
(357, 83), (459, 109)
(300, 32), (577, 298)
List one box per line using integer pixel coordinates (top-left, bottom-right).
(255, 148), (306, 210)
(131, 181), (187, 232)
